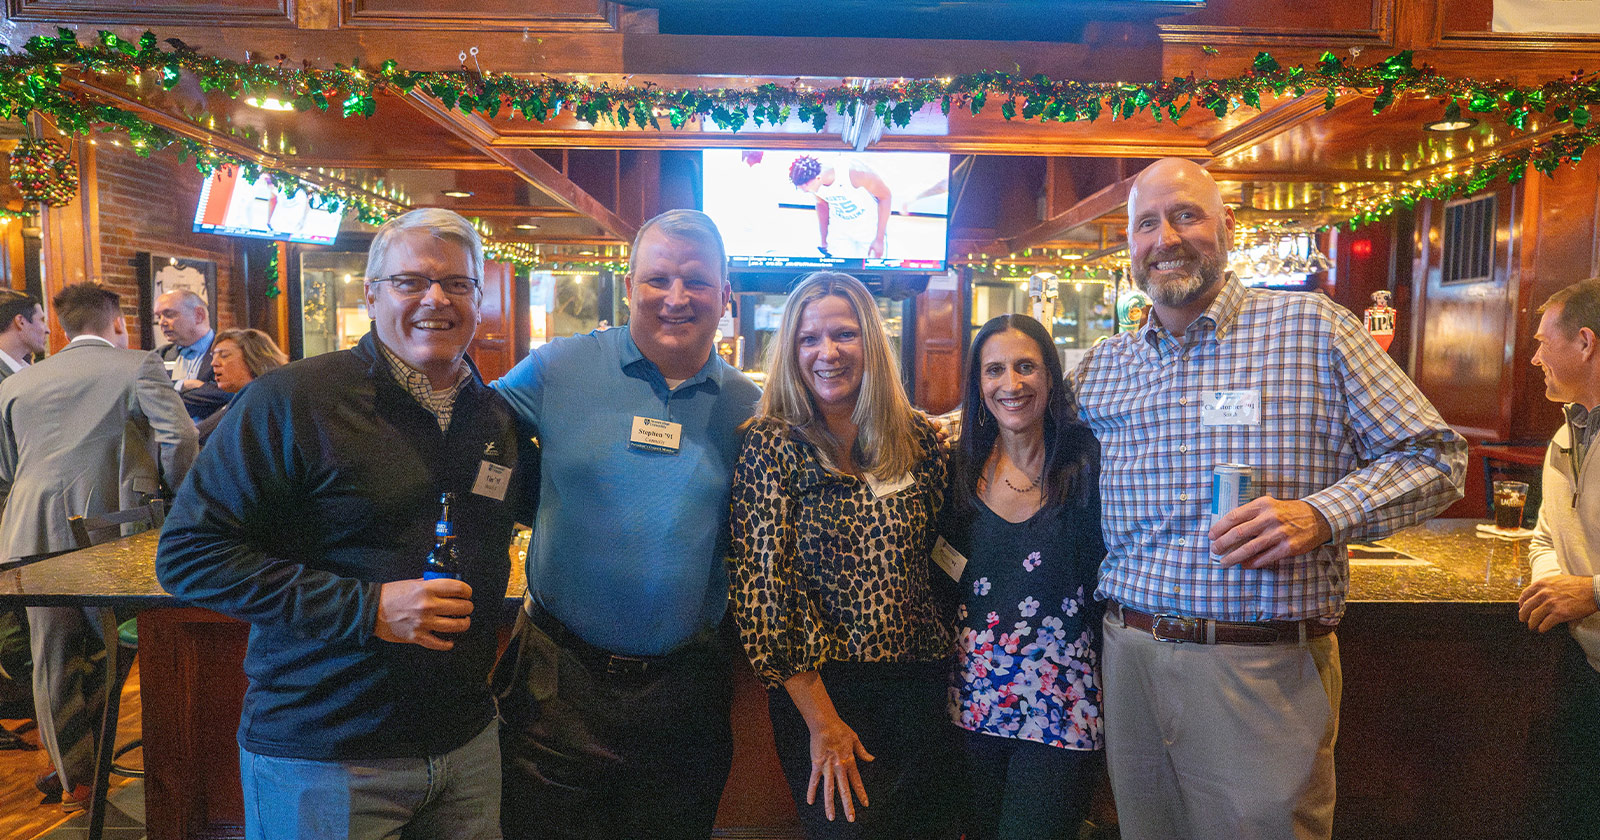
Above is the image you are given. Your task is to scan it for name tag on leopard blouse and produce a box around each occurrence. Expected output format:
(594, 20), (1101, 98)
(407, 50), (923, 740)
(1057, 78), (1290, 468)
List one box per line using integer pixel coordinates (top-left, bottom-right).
(863, 470), (913, 499)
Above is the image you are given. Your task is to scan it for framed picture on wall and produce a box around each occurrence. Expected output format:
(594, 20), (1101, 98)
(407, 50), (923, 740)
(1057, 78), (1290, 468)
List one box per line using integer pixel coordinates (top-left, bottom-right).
(136, 253), (218, 350)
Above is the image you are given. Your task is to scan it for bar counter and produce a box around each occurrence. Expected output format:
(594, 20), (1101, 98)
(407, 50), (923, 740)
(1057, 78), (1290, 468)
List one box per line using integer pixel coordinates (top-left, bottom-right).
(1338, 519), (1559, 840)
(3, 520), (1563, 840)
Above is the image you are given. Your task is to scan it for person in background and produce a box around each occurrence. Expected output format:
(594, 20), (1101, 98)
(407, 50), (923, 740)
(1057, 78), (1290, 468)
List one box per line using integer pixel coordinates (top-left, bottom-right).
(1517, 277), (1600, 838)
(943, 313), (1104, 840)
(788, 155), (893, 260)
(154, 289), (229, 421)
(0, 289), (48, 384)
(195, 328), (288, 446)
(492, 209), (760, 840)
(1074, 157), (1466, 840)
(0, 282), (196, 810)
(0, 288), (46, 749)
(158, 208), (524, 840)
(729, 271), (960, 839)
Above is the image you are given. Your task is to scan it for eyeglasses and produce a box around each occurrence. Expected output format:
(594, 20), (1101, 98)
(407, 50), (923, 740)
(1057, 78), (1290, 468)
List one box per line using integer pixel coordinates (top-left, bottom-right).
(371, 274), (480, 297)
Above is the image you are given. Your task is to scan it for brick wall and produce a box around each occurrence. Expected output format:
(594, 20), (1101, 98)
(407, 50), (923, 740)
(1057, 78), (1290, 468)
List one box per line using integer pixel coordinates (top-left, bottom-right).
(95, 145), (241, 349)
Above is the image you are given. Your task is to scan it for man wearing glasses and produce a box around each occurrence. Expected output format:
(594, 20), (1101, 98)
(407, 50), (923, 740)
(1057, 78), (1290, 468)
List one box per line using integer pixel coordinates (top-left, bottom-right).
(159, 208), (529, 840)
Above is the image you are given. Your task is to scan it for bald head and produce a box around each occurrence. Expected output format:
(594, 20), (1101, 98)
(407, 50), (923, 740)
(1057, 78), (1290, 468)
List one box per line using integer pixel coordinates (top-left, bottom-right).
(154, 289), (211, 347)
(1126, 158), (1236, 322)
(1128, 158), (1229, 224)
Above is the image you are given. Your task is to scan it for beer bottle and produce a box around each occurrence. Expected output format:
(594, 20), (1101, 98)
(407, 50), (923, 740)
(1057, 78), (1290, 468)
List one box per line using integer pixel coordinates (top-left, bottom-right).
(423, 492), (461, 580)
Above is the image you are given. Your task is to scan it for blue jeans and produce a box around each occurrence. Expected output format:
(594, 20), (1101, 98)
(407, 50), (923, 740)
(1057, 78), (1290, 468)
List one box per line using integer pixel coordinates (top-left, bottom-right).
(240, 719), (501, 840)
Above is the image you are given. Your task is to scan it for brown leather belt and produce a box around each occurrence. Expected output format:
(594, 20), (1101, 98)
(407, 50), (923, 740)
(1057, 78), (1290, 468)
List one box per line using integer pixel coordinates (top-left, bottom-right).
(1110, 601), (1335, 645)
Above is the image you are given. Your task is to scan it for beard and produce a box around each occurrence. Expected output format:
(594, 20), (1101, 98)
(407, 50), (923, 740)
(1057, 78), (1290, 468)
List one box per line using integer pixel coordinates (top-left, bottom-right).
(1131, 245), (1227, 308)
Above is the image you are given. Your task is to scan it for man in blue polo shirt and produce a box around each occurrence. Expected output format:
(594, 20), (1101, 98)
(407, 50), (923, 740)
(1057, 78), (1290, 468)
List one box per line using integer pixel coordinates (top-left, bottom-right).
(492, 209), (760, 840)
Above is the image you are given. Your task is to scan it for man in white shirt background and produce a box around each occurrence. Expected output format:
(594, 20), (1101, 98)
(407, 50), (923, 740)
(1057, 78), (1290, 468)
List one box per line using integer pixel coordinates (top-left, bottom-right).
(153, 289), (228, 421)
(0, 289), (48, 383)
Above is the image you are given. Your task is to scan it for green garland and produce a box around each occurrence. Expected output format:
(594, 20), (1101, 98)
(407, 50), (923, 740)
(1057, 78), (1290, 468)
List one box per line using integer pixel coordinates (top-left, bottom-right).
(2, 28), (1600, 233)
(265, 246), (280, 298)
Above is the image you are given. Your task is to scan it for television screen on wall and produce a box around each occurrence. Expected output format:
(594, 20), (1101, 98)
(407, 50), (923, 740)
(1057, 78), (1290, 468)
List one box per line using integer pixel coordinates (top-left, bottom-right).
(192, 166), (344, 246)
(702, 149), (950, 273)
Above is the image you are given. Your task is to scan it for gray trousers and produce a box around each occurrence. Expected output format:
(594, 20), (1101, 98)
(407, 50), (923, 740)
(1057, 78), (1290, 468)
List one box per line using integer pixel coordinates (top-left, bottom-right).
(26, 605), (109, 791)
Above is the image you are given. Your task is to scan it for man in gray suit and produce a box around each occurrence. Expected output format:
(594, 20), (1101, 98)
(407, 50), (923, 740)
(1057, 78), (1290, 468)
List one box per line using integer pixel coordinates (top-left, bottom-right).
(0, 282), (196, 808)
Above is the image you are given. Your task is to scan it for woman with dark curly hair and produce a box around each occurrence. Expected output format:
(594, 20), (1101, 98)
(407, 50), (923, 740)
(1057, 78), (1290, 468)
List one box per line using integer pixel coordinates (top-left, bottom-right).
(942, 313), (1105, 840)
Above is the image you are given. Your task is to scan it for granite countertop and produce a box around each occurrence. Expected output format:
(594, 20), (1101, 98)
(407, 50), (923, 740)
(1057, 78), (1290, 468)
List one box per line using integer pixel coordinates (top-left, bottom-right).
(0, 527), (531, 607)
(0, 517), (1524, 607)
(1349, 518), (1532, 604)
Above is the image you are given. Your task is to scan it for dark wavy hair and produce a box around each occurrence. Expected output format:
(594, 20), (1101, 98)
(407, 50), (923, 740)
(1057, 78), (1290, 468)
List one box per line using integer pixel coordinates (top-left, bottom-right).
(953, 313), (1098, 512)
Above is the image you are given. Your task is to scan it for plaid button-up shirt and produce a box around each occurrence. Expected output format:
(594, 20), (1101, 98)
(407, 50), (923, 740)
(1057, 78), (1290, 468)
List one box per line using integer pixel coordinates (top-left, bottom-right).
(1073, 275), (1466, 622)
(377, 340), (470, 433)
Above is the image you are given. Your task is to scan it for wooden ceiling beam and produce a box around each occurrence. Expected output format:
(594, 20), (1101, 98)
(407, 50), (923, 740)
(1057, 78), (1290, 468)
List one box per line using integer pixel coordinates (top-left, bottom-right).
(489, 130), (1209, 157)
(455, 206), (587, 218)
(1205, 93), (1350, 159)
(0, 24), (1151, 79)
(289, 157), (510, 171)
(1001, 171), (1138, 254)
(402, 91), (638, 242)
(58, 75), (410, 216)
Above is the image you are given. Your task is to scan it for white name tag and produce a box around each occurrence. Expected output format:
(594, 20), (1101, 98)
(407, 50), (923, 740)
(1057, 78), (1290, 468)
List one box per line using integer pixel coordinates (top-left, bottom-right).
(629, 416), (683, 454)
(472, 460), (511, 501)
(1201, 389), (1261, 426)
(863, 471), (914, 499)
(931, 536), (968, 583)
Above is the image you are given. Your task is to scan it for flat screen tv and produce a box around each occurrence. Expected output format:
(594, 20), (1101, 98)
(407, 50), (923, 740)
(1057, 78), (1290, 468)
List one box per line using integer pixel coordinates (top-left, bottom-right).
(193, 166), (344, 245)
(703, 149), (950, 273)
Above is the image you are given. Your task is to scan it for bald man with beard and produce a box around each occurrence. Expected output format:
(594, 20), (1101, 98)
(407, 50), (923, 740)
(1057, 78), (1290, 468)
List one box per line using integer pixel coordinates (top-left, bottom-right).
(1071, 158), (1467, 840)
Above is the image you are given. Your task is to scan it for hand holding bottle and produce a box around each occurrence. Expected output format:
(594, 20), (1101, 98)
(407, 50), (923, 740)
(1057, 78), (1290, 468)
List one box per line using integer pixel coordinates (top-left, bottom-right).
(376, 579), (474, 650)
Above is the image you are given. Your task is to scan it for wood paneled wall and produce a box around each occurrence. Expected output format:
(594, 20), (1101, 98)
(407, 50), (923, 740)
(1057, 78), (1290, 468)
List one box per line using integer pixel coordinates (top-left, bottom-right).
(1409, 154), (1600, 446)
(1402, 154), (1600, 516)
(1409, 182), (1523, 442)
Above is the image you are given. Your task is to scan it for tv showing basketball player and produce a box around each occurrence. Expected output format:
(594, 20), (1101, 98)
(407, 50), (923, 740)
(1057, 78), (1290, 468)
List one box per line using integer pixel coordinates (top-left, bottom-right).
(701, 149), (951, 272)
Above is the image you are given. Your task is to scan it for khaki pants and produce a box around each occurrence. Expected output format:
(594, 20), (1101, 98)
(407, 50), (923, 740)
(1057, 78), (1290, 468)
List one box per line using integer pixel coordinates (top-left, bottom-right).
(1102, 614), (1341, 840)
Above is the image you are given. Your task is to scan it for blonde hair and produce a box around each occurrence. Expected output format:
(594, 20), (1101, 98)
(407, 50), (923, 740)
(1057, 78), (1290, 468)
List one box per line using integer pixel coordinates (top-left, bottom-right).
(756, 272), (921, 479)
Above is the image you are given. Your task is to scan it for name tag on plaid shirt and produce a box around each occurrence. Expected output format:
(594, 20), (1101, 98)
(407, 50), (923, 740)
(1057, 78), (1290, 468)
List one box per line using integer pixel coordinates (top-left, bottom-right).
(1201, 389), (1260, 426)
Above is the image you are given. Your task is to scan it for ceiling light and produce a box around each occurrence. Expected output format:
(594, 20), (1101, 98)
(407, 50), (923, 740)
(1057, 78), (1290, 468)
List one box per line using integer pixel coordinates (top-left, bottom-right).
(1424, 117), (1477, 132)
(244, 96), (295, 112)
(515, 223), (539, 230)
(441, 190), (474, 198)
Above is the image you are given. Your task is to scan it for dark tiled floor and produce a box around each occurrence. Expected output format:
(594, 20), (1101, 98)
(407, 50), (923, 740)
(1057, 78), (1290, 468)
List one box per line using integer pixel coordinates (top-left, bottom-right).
(34, 778), (145, 840)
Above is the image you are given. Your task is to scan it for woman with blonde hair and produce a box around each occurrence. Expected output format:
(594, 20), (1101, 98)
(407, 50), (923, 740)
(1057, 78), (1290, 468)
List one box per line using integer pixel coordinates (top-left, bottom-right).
(730, 271), (959, 839)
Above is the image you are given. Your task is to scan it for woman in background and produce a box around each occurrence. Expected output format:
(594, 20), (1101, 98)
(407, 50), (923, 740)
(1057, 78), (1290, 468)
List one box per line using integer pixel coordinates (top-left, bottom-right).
(729, 271), (959, 839)
(197, 328), (287, 445)
(943, 313), (1104, 840)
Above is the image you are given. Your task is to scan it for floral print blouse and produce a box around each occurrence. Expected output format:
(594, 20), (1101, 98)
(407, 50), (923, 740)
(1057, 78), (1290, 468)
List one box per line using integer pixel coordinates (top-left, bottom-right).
(943, 493), (1105, 750)
(729, 415), (953, 688)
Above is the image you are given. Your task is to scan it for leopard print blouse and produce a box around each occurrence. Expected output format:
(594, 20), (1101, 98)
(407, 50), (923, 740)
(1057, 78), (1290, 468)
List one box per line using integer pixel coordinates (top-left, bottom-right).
(729, 413), (954, 688)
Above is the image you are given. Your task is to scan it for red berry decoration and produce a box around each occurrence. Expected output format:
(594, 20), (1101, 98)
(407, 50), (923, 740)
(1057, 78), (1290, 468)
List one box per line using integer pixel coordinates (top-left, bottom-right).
(9, 139), (80, 207)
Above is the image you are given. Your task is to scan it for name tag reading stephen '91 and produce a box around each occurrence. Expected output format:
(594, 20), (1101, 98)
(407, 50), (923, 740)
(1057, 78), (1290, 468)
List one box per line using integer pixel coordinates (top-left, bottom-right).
(629, 416), (683, 454)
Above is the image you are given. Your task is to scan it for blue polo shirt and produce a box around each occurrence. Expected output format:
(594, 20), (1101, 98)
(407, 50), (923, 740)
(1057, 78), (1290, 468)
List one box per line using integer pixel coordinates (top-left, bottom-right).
(493, 326), (760, 656)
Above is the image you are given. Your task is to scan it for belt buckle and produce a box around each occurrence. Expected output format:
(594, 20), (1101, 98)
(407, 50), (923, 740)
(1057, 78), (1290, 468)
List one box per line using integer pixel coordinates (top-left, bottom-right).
(604, 654), (650, 677)
(1151, 613), (1199, 644)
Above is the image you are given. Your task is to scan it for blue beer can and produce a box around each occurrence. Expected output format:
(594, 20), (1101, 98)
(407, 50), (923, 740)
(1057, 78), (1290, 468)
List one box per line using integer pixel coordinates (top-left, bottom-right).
(1210, 463), (1253, 529)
